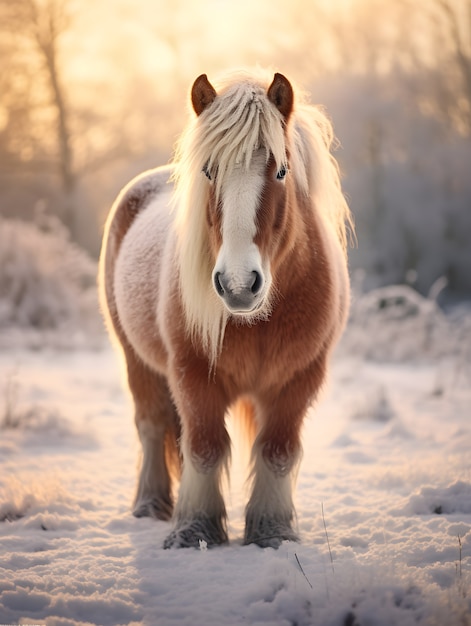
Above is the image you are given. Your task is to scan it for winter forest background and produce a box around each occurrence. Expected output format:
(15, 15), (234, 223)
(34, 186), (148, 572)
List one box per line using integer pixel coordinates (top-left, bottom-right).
(1, 0), (471, 324)
(1, 3), (471, 624)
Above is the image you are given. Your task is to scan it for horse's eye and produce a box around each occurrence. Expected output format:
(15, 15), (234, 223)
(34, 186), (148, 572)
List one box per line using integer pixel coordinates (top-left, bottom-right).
(276, 166), (287, 181)
(202, 163), (212, 181)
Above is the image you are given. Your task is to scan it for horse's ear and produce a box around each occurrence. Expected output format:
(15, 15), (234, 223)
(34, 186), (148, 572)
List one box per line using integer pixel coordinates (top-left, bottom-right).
(267, 73), (294, 121)
(191, 74), (217, 116)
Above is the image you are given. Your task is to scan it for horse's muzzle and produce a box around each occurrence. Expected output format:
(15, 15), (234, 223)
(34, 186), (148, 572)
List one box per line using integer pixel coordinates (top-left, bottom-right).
(213, 270), (265, 314)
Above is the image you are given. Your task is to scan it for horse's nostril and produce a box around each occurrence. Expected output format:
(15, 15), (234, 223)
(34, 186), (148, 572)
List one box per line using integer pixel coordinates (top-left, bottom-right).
(250, 271), (263, 295)
(214, 272), (225, 296)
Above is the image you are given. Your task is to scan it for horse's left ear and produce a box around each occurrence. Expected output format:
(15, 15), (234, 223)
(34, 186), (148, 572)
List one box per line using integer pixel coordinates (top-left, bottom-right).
(267, 73), (294, 121)
(191, 74), (217, 116)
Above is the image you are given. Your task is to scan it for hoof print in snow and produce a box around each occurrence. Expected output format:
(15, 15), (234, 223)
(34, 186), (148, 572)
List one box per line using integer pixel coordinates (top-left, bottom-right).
(163, 517), (228, 549)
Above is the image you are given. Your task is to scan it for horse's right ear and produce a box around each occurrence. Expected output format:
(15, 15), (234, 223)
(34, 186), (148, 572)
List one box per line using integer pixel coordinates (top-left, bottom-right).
(191, 74), (217, 116)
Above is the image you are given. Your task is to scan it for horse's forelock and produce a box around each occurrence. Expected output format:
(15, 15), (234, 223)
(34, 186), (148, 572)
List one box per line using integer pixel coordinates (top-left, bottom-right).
(196, 79), (288, 201)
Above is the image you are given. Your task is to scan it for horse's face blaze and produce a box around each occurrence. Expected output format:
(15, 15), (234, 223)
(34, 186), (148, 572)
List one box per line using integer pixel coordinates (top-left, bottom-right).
(204, 151), (283, 318)
(205, 153), (291, 318)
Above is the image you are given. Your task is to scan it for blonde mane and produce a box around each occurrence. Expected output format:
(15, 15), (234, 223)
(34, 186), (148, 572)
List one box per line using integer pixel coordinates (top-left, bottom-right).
(171, 69), (352, 365)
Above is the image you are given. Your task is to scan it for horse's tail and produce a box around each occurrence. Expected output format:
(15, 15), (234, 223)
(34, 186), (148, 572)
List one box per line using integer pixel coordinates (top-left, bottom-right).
(231, 396), (258, 463)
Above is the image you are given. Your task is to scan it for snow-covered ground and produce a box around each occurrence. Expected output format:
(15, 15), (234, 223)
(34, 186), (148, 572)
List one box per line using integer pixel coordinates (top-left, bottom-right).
(1, 290), (470, 626)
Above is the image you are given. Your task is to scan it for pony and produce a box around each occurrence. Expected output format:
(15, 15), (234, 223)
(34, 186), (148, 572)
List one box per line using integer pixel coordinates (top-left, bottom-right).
(99, 69), (353, 549)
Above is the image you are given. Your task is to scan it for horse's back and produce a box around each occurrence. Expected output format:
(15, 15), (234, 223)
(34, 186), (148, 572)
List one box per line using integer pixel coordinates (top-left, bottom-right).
(100, 165), (175, 372)
(104, 164), (174, 252)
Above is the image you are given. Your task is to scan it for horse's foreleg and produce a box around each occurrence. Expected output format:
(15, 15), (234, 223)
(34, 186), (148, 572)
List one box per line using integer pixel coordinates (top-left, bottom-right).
(245, 359), (326, 548)
(164, 370), (230, 549)
(244, 426), (301, 548)
(125, 348), (180, 521)
(163, 432), (230, 548)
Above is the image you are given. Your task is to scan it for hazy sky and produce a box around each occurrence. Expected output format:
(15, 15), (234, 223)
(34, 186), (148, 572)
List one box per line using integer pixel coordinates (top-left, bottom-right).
(61, 0), (350, 93)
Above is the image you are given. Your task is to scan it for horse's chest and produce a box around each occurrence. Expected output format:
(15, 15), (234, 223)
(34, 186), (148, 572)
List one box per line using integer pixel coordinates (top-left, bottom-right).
(219, 304), (326, 393)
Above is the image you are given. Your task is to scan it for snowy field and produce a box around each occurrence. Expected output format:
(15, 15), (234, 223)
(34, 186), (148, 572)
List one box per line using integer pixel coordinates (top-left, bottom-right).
(0, 288), (470, 626)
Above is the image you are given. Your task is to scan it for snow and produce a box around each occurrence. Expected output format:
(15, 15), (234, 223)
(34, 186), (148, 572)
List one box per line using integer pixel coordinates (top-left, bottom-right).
(1, 310), (470, 626)
(0, 238), (470, 626)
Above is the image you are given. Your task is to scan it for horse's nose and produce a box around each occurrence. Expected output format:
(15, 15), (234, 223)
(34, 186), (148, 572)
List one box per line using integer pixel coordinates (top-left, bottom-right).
(250, 271), (263, 296)
(214, 271), (226, 297)
(213, 270), (264, 312)
(214, 271), (263, 296)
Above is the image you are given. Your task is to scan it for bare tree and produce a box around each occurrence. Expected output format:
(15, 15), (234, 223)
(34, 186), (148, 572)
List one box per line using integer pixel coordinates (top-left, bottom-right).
(392, 0), (471, 134)
(0, 0), (77, 233)
(432, 0), (471, 132)
(0, 0), (151, 246)
(28, 0), (75, 216)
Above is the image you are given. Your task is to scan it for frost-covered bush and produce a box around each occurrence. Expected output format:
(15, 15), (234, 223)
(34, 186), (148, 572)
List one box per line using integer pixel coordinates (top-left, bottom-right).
(0, 214), (104, 348)
(341, 284), (471, 363)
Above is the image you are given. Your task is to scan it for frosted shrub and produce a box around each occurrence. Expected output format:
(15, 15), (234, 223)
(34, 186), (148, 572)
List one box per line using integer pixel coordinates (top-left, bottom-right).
(341, 284), (470, 363)
(0, 214), (103, 348)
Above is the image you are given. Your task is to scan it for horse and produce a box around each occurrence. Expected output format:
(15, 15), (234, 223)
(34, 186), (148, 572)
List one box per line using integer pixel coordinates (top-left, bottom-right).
(99, 69), (353, 549)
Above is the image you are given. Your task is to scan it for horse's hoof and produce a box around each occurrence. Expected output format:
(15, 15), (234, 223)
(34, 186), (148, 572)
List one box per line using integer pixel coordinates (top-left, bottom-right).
(244, 514), (299, 548)
(163, 516), (228, 549)
(133, 496), (173, 521)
